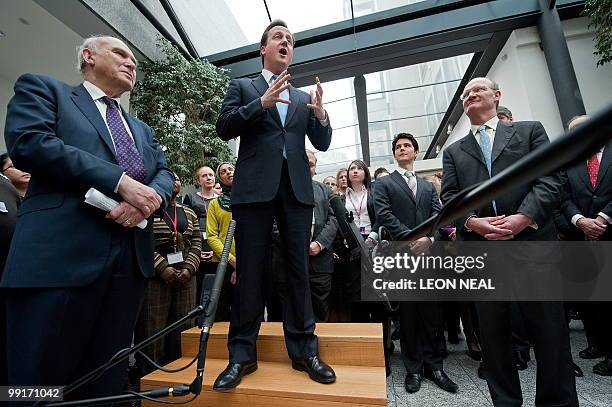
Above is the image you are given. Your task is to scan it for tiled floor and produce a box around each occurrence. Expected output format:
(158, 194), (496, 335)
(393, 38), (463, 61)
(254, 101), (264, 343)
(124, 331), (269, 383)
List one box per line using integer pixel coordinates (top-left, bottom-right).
(387, 321), (612, 406)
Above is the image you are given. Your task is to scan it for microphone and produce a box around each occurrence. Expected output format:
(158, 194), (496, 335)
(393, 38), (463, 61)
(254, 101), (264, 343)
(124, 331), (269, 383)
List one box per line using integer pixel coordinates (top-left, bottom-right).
(191, 219), (236, 395)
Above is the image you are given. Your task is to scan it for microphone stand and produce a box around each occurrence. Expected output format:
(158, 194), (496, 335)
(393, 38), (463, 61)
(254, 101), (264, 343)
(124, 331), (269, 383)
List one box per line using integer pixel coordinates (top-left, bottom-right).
(329, 196), (396, 312)
(44, 220), (237, 407)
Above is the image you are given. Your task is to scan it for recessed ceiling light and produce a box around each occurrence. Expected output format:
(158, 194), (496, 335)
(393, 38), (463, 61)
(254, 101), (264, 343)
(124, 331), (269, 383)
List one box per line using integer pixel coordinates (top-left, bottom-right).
(18, 18), (30, 25)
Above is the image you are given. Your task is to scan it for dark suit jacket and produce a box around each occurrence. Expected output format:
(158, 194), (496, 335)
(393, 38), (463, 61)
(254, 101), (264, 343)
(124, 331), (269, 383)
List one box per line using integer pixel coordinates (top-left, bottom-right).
(374, 170), (441, 240)
(0, 176), (20, 273)
(2, 74), (174, 288)
(561, 142), (612, 241)
(441, 120), (563, 241)
(216, 75), (332, 206)
(310, 180), (338, 273)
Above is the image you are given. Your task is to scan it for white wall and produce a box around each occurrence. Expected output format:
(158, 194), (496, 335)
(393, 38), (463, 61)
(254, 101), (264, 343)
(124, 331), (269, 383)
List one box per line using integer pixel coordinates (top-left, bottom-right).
(0, 75), (15, 153)
(443, 17), (612, 153)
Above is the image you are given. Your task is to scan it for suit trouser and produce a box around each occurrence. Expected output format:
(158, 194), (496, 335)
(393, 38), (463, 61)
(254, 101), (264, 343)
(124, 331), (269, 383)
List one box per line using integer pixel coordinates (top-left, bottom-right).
(229, 161), (318, 363)
(308, 268), (332, 322)
(399, 301), (445, 374)
(476, 301), (578, 407)
(5, 231), (146, 404)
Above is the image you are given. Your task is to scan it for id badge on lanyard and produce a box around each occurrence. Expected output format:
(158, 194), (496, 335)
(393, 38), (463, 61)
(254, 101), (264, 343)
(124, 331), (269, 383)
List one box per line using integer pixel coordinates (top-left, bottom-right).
(165, 206), (184, 265)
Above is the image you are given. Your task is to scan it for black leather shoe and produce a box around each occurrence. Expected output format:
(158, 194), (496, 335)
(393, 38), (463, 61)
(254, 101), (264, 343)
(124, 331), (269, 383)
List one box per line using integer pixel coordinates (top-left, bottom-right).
(514, 350), (528, 370)
(467, 341), (482, 361)
(477, 362), (486, 380)
(404, 373), (423, 393)
(213, 361), (257, 391)
(292, 355), (336, 383)
(425, 370), (459, 393)
(573, 361), (584, 377)
(579, 345), (603, 360)
(593, 358), (612, 376)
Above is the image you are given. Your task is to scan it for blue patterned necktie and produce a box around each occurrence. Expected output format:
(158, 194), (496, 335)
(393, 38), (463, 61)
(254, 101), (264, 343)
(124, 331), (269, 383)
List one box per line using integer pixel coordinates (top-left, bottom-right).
(478, 125), (492, 175)
(102, 97), (146, 183)
(271, 74), (289, 158)
(478, 124), (497, 213)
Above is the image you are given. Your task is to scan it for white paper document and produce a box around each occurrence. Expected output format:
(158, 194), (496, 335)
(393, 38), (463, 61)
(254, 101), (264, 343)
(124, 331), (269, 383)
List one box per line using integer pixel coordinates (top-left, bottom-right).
(84, 188), (147, 229)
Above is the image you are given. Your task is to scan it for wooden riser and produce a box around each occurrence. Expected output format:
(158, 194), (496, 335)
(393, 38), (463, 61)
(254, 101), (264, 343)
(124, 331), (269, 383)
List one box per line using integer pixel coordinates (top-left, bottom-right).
(141, 357), (387, 406)
(181, 322), (385, 367)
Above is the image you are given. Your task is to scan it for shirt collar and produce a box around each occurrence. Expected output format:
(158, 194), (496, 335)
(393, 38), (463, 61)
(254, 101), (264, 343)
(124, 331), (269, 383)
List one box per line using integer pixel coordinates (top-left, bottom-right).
(470, 115), (499, 136)
(83, 81), (121, 105)
(261, 69), (276, 85)
(347, 184), (367, 194)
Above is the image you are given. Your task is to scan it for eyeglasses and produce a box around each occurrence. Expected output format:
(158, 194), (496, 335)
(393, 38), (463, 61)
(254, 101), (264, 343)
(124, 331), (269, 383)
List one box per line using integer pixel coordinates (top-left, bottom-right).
(460, 86), (494, 101)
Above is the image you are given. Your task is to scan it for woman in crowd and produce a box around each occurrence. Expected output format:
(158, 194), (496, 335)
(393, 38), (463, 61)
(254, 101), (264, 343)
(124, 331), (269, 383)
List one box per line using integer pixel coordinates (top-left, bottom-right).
(206, 162), (237, 321)
(0, 153), (30, 198)
(343, 159), (378, 319)
(135, 174), (201, 376)
(183, 166), (218, 302)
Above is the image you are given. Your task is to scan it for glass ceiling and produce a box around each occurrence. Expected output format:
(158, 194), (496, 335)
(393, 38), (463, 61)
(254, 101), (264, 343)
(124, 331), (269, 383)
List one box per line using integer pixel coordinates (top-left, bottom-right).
(303, 53), (473, 181)
(168, 0), (431, 57)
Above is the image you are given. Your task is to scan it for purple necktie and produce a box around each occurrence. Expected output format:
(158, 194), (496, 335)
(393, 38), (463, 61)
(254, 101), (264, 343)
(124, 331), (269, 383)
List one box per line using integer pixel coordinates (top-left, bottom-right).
(101, 97), (146, 183)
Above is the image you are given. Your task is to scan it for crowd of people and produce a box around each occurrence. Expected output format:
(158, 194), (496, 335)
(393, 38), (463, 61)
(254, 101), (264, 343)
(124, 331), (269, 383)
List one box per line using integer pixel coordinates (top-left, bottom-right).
(0, 17), (609, 407)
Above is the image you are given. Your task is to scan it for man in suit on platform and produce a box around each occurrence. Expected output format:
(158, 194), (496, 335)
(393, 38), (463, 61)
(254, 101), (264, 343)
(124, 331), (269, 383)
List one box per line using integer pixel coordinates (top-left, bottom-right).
(2, 36), (174, 400)
(441, 77), (577, 406)
(561, 115), (612, 376)
(374, 133), (458, 394)
(306, 150), (338, 322)
(214, 20), (335, 390)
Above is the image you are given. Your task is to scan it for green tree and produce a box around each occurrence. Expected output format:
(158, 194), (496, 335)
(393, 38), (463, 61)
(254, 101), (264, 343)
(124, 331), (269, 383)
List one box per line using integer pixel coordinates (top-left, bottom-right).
(583, 0), (612, 66)
(131, 39), (232, 184)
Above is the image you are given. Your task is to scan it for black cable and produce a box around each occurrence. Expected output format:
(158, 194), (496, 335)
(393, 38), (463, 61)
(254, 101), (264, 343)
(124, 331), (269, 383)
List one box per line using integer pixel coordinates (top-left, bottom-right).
(126, 391), (198, 405)
(136, 350), (198, 373)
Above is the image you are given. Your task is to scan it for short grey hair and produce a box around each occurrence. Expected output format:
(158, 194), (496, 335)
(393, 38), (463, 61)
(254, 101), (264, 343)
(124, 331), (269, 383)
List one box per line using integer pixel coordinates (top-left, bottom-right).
(76, 35), (106, 75)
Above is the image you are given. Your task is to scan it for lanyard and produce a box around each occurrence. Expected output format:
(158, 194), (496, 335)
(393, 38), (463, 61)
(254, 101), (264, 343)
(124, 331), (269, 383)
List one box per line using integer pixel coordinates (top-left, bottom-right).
(164, 205), (178, 251)
(347, 189), (367, 223)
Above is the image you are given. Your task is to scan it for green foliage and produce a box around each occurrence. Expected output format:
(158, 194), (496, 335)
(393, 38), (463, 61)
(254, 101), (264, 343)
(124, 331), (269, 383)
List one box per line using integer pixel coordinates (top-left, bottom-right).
(583, 0), (612, 67)
(131, 39), (232, 184)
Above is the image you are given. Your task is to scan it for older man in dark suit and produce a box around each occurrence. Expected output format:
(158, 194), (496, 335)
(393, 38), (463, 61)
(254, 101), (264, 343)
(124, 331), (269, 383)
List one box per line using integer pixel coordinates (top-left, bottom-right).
(305, 150), (338, 322)
(214, 19), (334, 390)
(441, 77), (577, 406)
(2, 36), (174, 400)
(374, 133), (457, 395)
(561, 115), (612, 376)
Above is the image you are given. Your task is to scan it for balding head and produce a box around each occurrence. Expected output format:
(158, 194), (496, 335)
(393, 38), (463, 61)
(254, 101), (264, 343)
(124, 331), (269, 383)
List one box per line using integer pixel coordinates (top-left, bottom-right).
(78, 35), (137, 98)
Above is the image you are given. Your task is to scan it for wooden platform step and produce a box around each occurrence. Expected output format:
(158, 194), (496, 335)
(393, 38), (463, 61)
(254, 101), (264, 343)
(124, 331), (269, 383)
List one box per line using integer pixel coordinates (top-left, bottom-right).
(141, 357), (387, 406)
(181, 322), (384, 367)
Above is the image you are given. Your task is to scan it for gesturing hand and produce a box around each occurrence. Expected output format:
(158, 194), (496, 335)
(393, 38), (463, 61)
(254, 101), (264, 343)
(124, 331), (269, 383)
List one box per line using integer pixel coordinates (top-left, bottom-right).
(307, 76), (326, 121)
(260, 70), (291, 109)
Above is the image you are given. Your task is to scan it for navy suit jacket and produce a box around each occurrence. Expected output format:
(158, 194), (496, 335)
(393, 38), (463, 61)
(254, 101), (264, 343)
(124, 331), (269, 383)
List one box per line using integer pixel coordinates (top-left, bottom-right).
(216, 75), (332, 206)
(441, 120), (563, 241)
(374, 170), (441, 241)
(2, 74), (174, 288)
(561, 142), (612, 241)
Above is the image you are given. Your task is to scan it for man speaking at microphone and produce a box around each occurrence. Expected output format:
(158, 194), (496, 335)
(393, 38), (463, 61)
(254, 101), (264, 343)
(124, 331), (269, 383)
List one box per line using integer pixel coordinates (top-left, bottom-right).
(214, 19), (334, 390)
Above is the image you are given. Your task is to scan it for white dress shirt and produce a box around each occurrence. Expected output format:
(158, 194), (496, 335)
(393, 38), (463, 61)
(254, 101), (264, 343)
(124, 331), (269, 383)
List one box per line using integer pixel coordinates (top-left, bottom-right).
(466, 115), (537, 230)
(83, 81), (135, 192)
